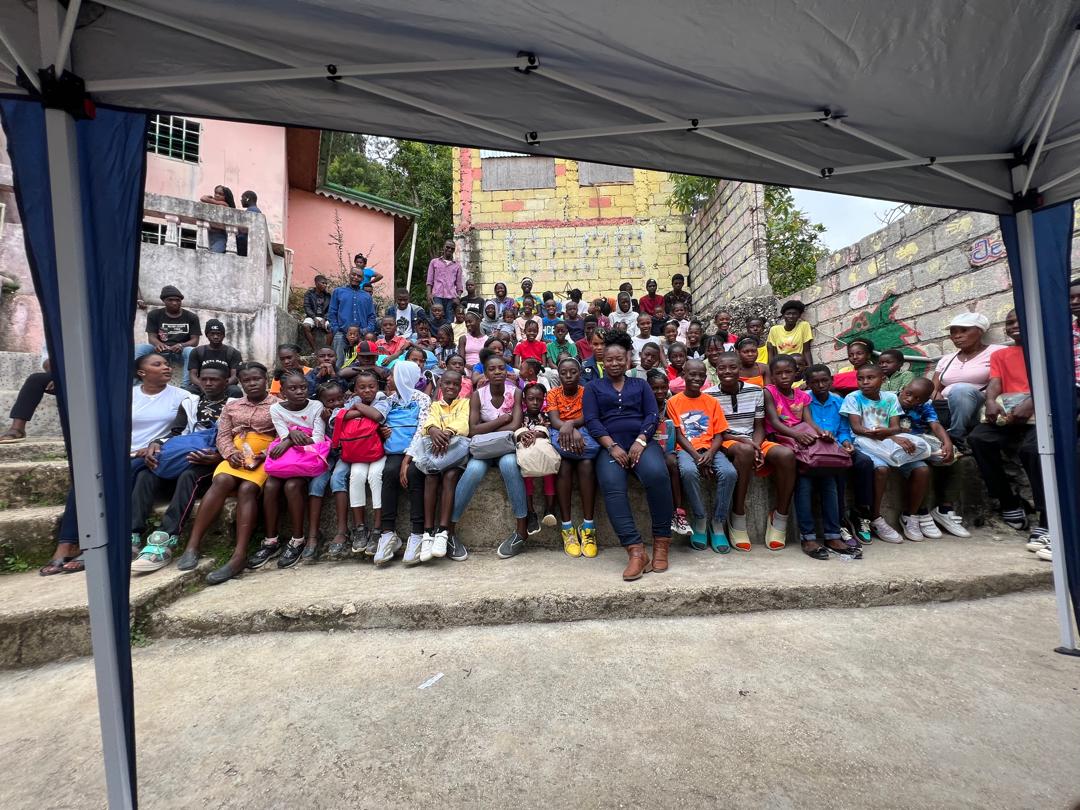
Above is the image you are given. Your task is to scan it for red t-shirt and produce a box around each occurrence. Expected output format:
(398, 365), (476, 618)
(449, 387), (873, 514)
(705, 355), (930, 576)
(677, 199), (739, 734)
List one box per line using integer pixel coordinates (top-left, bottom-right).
(575, 337), (594, 360)
(514, 339), (547, 364)
(989, 345), (1029, 394)
(639, 294), (665, 317)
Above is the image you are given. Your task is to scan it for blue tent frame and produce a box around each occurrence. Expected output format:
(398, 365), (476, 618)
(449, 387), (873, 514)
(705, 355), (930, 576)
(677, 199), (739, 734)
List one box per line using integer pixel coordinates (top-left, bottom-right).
(2, 5), (1078, 809)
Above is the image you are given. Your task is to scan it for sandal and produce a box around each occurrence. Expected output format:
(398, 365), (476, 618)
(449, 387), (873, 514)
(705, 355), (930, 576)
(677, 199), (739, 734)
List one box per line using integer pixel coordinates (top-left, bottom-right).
(245, 537), (282, 570)
(39, 556), (72, 576)
(61, 557), (85, 574)
(801, 540), (829, 560)
(0, 430), (26, 444)
(326, 533), (348, 559)
(301, 538), (319, 563)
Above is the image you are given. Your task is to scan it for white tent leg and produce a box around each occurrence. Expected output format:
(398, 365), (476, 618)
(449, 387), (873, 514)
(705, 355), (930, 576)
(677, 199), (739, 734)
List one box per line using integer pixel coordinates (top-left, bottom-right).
(405, 220), (419, 292)
(1013, 204), (1079, 653)
(38, 1), (136, 807)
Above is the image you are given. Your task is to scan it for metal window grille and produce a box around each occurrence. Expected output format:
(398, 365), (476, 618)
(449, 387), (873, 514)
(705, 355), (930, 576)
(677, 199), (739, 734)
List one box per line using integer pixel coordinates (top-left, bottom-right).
(146, 114), (200, 163)
(140, 221), (197, 249)
(578, 161), (635, 186)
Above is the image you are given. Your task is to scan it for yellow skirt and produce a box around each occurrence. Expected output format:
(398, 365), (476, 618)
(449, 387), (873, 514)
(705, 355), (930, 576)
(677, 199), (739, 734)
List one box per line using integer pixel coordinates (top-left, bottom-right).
(213, 432), (275, 487)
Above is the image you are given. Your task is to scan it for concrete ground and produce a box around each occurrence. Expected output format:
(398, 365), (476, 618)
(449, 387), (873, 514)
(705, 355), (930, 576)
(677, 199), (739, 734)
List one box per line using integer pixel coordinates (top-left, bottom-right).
(1, 592), (1077, 809)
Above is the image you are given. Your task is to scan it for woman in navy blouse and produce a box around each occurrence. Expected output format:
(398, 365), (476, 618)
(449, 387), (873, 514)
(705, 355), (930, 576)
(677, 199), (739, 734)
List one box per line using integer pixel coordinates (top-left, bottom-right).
(583, 331), (674, 581)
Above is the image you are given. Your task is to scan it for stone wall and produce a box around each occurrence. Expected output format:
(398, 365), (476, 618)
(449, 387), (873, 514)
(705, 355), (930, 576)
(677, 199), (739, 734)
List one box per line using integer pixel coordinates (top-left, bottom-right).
(452, 149), (687, 302)
(686, 180), (768, 317)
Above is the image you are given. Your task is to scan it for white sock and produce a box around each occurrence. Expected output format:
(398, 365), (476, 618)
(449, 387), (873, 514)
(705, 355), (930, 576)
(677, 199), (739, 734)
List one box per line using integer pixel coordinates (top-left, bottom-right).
(771, 512), (788, 531)
(729, 512), (747, 531)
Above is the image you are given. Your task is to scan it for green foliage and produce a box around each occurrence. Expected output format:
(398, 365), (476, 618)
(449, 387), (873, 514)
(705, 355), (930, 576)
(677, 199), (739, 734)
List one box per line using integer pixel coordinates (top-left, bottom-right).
(763, 185), (826, 297)
(1, 551), (34, 573)
(326, 135), (453, 302)
(667, 176), (826, 298)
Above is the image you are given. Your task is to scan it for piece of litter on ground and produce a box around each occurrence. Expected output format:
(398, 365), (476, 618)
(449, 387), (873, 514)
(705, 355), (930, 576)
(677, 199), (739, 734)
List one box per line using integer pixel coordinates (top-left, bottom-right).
(418, 672), (444, 690)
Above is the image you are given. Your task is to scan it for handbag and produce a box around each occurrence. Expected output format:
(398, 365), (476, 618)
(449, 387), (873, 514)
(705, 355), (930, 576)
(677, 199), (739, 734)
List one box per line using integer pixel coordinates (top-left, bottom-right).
(553, 426), (601, 460)
(469, 429), (516, 459)
(515, 426), (562, 477)
(332, 412), (385, 463)
(383, 399), (420, 455)
(854, 434), (931, 467)
(153, 427), (218, 480)
(265, 426), (331, 478)
(414, 434), (470, 473)
(772, 422), (852, 471)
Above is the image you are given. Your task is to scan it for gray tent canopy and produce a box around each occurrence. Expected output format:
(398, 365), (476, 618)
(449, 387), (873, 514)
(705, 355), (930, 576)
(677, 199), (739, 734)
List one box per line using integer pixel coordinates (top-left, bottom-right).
(2, 3), (1080, 808)
(1, 0), (1079, 212)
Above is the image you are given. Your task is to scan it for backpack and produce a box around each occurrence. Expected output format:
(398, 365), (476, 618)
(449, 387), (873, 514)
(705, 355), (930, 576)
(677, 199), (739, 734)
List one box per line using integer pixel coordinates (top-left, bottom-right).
(383, 399), (420, 455)
(332, 413), (385, 463)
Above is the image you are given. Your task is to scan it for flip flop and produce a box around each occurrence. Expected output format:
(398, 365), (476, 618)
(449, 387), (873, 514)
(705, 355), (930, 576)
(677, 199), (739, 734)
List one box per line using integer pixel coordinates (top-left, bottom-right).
(61, 557), (85, 574)
(0, 432), (26, 444)
(39, 557), (71, 576)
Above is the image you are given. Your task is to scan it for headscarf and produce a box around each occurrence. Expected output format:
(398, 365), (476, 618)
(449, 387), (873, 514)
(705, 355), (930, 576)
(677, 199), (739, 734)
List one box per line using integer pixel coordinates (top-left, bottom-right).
(481, 300), (501, 335)
(947, 311), (990, 332)
(390, 360), (421, 405)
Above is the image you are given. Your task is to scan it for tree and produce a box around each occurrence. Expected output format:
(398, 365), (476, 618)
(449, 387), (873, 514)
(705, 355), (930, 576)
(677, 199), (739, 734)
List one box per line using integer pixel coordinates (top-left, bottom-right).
(667, 175), (825, 297)
(326, 135), (453, 301)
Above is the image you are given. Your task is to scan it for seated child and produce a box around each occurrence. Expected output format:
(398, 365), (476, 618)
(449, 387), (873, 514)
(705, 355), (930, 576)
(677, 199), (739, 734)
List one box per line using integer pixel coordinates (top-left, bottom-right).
(307, 381), (350, 559)
(735, 336), (769, 387)
(767, 299), (813, 366)
(519, 382), (558, 534)
(340, 368), (389, 556)
(665, 341), (688, 394)
(898, 377), (958, 539)
(514, 320), (547, 367)
(628, 342), (664, 380)
(840, 365), (931, 543)
(647, 369), (688, 536)
(831, 338), (874, 395)
(878, 348), (916, 393)
(546, 357), (597, 557)
(546, 321), (578, 367)
(414, 318), (438, 351)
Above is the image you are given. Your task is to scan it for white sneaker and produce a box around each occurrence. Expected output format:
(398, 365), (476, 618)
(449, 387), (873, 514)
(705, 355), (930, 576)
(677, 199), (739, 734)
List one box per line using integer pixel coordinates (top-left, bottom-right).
(918, 513), (942, 539)
(671, 509), (692, 536)
(901, 514), (925, 542)
(403, 533), (424, 566)
(931, 507), (971, 538)
(1026, 531), (1050, 553)
(871, 516), (902, 543)
(373, 532), (402, 566)
(431, 530), (448, 558)
(419, 532), (434, 562)
(1036, 546), (1053, 561)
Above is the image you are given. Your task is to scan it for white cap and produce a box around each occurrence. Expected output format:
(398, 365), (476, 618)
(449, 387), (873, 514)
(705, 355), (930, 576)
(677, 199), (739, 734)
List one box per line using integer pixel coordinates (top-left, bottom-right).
(947, 311), (990, 331)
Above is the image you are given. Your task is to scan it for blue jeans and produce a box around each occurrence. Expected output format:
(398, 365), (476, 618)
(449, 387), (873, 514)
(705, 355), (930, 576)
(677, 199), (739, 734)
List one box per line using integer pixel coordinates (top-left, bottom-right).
(135, 343), (193, 387)
(309, 455), (349, 497)
(452, 454), (528, 522)
(944, 383), (985, 441)
(795, 472), (842, 539)
(595, 441), (673, 546)
(675, 448), (738, 524)
(433, 296), (457, 320)
(332, 331), (349, 368)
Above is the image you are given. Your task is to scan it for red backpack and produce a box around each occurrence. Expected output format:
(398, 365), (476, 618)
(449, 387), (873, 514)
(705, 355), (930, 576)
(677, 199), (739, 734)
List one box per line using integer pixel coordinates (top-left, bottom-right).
(332, 413), (385, 463)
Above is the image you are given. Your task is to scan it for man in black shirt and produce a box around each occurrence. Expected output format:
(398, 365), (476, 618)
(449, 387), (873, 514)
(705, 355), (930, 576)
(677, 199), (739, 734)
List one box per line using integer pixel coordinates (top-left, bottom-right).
(131, 365), (230, 574)
(187, 319), (243, 397)
(137, 285), (201, 386)
(459, 278), (485, 318)
(302, 275), (333, 352)
(663, 273), (693, 317)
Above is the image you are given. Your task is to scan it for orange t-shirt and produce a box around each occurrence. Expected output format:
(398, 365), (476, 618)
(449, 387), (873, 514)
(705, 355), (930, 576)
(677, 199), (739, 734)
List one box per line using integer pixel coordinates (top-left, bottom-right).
(667, 392), (729, 451)
(269, 367), (312, 396)
(546, 386), (584, 421)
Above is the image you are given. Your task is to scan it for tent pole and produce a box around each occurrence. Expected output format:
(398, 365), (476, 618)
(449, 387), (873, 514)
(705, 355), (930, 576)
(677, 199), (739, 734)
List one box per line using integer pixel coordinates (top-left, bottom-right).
(405, 220), (419, 292)
(38, 1), (136, 806)
(1012, 202), (1079, 653)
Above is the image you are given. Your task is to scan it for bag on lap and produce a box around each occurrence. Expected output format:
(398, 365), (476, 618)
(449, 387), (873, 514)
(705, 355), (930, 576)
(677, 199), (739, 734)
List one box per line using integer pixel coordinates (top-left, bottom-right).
(553, 426), (600, 460)
(331, 412), (384, 463)
(772, 422), (852, 471)
(414, 435), (470, 473)
(469, 429), (516, 459)
(153, 427), (218, 480)
(514, 426), (562, 477)
(265, 426), (331, 478)
(853, 434), (931, 467)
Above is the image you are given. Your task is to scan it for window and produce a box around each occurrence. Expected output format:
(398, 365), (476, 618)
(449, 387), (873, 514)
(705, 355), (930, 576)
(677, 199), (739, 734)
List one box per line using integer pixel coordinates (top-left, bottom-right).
(141, 221), (197, 249)
(146, 114), (200, 163)
(480, 151), (555, 191)
(578, 161), (634, 186)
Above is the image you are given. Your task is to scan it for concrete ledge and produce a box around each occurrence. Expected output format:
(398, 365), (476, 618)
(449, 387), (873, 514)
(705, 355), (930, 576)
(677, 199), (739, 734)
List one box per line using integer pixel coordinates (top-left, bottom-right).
(154, 534), (1051, 641)
(0, 461), (69, 508)
(0, 438), (67, 462)
(0, 558), (215, 669)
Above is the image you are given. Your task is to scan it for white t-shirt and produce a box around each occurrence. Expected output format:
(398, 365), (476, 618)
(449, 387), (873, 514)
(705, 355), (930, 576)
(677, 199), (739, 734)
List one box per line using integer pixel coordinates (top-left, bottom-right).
(131, 384), (190, 452)
(270, 399), (327, 442)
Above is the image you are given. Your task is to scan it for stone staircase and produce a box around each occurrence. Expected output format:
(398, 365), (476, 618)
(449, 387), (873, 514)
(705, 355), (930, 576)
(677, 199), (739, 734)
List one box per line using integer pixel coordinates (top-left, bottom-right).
(0, 424), (1048, 671)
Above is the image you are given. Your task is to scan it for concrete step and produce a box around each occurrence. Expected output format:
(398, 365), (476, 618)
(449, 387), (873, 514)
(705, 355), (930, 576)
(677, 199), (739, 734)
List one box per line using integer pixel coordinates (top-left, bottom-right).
(0, 438), (67, 462)
(0, 388), (62, 438)
(153, 532), (1052, 641)
(0, 558), (216, 668)
(0, 461), (69, 508)
(0, 350), (44, 384)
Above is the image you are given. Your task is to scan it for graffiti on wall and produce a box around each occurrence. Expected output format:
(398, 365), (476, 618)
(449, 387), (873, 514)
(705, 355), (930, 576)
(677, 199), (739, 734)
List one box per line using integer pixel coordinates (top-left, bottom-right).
(834, 293), (930, 373)
(969, 236), (1006, 267)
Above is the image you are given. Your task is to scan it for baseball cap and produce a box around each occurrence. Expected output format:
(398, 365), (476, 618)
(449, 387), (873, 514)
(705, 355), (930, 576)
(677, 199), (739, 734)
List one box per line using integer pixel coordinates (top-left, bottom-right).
(356, 340), (379, 355)
(205, 318), (225, 333)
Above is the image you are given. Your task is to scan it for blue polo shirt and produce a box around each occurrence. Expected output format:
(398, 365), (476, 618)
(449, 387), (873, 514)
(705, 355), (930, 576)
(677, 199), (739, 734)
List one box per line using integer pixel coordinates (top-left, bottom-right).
(808, 391), (852, 444)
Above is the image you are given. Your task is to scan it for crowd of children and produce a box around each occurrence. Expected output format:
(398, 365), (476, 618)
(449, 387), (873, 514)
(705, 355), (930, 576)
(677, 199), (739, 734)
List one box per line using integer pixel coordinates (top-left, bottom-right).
(110, 273), (1052, 586)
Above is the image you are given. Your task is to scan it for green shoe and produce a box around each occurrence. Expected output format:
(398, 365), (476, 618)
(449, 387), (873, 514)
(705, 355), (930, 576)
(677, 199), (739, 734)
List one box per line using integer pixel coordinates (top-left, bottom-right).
(131, 531), (176, 574)
(689, 518), (708, 551)
(130, 532), (142, 561)
(709, 524), (731, 554)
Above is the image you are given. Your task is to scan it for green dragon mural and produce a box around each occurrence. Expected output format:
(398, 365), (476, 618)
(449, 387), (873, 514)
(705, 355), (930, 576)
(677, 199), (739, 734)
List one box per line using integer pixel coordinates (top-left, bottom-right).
(834, 293), (930, 374)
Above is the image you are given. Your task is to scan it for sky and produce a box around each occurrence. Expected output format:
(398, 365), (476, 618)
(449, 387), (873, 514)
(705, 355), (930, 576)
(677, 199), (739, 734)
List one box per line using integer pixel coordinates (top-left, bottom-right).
(790, 189), (903, 252)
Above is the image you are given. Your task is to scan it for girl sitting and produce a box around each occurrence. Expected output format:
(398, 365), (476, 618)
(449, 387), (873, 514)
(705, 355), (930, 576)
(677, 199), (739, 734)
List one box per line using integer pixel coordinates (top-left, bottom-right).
(647, 368), (690, 537)
(519, 382), (558, 536)
(736, 336), (769, 386)
(547, 357), (598, 558)
(665, 341), (688, 394)
(433, 325), (457, 367)
(340, 369), (388, 557)
(831, 338), (875, 395)
(685, 320), (706, 360)
(457, 311), (488, 368)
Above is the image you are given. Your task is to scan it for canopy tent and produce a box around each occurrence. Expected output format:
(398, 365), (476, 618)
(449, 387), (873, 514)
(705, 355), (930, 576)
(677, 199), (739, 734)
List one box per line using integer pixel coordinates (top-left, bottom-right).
(1, 1), (1079, 806)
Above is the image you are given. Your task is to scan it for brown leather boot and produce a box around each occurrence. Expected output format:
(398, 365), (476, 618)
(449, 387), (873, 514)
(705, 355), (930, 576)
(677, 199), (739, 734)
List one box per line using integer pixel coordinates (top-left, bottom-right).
(651, 536), (671, 573)
(623, 543), (651, 581)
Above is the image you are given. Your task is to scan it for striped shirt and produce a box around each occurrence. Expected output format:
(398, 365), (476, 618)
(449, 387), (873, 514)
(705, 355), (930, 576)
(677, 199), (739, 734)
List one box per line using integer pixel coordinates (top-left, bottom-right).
(709, 382), (764, 438)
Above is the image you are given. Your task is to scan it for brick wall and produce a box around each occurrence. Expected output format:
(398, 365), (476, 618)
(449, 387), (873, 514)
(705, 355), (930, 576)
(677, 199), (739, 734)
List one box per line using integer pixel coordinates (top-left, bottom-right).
(452, 149), (688, 302)
(686, 180), (768, 317)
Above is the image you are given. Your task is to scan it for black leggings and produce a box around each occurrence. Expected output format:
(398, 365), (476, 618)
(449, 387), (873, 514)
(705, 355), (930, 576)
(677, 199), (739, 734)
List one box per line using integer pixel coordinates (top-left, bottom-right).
(9, 371), (53, 422)
(379, 454), (424, 535)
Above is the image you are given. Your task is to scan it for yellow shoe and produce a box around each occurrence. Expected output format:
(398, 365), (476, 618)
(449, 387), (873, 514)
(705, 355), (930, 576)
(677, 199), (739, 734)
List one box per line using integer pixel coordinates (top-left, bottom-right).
(562, 526), (582, 557)
(579, 525), (598, 558)
(765, 511), (787, 550)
